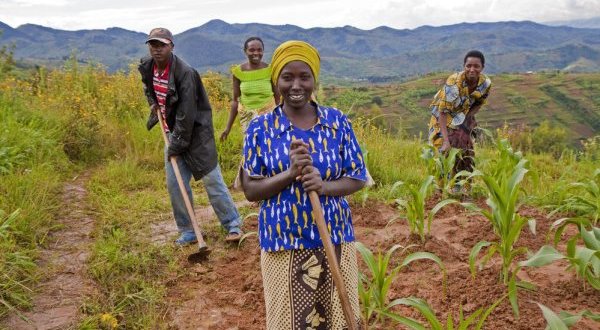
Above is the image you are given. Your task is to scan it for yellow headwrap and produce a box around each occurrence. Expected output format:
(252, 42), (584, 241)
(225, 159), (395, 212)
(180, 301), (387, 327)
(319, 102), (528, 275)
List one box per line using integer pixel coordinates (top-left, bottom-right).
(270, 40), (320, 86)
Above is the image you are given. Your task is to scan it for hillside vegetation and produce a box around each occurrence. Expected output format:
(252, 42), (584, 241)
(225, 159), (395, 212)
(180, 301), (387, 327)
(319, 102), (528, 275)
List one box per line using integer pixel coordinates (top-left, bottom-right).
(1, 60), (599, 328)
(322, 72), (600, 146)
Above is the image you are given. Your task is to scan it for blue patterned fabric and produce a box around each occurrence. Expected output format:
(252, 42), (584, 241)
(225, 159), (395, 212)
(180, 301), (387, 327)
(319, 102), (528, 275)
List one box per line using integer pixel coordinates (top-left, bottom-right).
(243, 103), (367, 251)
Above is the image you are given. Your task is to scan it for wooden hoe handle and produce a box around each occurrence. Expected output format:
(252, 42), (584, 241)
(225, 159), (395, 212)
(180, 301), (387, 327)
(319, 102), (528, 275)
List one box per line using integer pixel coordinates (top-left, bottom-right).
(156, 112), (207, 249)
(309, 191), (358, 330)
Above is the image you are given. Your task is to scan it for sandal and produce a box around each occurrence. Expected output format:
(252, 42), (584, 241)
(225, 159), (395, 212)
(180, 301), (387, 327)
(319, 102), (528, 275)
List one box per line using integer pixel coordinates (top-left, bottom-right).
(224, 232), (242, 242)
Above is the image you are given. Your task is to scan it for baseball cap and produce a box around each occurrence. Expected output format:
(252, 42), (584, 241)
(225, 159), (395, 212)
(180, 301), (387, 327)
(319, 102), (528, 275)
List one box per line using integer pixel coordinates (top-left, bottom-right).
(146, 28), (174, 45)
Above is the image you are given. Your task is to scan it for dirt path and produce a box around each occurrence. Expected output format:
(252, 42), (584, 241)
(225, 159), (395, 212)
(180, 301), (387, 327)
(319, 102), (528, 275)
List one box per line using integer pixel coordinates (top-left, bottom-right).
(1, 174), (98, 330)
(152, 200), (263, 329)
(162, 199), (600, 330)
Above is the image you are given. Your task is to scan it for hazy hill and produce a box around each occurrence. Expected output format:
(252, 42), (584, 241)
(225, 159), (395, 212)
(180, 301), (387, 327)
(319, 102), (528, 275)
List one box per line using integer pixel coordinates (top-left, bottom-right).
(546, 16), (600, 29)
(1, 19), (600, 80)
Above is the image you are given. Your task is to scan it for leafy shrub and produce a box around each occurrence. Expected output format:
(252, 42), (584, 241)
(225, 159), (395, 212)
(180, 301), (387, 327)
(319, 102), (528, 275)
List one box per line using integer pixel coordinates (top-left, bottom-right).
(372, 96), (383, 106)
(581, 135), (600, 161)
(497, 121), (569, 157)
(62, 102), (103, 162)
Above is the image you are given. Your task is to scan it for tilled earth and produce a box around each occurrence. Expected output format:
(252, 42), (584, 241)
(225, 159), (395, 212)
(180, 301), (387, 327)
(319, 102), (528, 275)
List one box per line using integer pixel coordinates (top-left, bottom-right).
(5, 193), (595, 329)
(165, 198), (600, 329)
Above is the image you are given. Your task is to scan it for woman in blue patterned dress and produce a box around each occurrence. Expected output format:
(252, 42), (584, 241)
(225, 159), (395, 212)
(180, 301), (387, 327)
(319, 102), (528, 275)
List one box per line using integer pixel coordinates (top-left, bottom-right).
(241, 40), (366, 329)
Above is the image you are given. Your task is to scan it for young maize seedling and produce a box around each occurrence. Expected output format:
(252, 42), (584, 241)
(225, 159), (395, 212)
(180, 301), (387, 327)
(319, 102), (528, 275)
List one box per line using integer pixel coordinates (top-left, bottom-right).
(391, 176), (458, 242)
(549, 169), (600, 226)
(380, 295), (505, 330)
(463, 139), (536, 317)
(521, 218), (600, 290)
(537, 303), (600, 330)
(356, 242), (445, 328)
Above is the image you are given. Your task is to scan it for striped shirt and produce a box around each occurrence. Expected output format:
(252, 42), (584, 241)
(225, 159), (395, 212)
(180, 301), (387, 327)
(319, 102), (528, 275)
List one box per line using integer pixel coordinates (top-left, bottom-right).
(152, 62), (171, 132)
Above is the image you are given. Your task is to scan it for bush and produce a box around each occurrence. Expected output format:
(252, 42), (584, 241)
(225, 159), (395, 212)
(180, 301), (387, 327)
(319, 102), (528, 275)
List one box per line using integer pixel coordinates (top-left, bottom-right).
(497, 120), (569, 157)
(581, 135), (600, 161)
(372, 95), (383, 106)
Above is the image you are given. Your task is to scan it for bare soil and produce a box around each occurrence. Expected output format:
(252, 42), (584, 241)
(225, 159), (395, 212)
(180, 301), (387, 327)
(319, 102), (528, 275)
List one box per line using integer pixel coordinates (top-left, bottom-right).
(1, 174), (98, 330)
(164, 198), (600, 329)
(5, 187), (597, 330)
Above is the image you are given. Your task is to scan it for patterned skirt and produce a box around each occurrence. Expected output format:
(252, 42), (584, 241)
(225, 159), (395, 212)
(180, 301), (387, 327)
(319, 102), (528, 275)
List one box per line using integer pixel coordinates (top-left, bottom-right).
(429, 118), (476, 174)
(260, 242), (361, 330)
(238, 99), (277, 132)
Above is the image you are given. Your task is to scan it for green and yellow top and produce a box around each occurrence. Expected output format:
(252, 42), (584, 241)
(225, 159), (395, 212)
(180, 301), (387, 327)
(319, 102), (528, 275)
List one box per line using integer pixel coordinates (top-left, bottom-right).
(428, 71), (492, 145)
(231, 65), (274, 110)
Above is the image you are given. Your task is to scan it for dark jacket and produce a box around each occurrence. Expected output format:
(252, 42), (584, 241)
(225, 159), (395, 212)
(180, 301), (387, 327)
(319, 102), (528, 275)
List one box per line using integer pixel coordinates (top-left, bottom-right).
(138, 53), (218, 180)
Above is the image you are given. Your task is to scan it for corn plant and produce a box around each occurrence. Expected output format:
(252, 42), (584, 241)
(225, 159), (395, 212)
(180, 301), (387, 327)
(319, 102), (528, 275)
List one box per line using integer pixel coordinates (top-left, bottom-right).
(549, 169), (600, 225)
(537, 303), (600, 330)
(355, 242), (445, 327)
(421, 145), (459, 193)
(462, 139), (536, 317)
(391, 175), (458, 242)
(237, 212), (259, 248)
(237, 231), (258, 248)
(520, 218), (600, 290)
(379, 295), (505, 330)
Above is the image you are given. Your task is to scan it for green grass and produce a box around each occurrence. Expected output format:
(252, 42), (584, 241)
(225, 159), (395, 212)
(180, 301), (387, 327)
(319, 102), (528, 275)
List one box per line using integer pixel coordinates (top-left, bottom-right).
(81, 159), (176, 328)
(540, 84), (600, 132)
(0, 88), (71, 318)
(1, 63), (599, 327)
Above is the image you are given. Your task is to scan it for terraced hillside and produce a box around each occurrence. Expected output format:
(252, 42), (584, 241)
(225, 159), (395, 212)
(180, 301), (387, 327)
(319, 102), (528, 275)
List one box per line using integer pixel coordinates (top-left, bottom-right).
(322, 72), (600, 142)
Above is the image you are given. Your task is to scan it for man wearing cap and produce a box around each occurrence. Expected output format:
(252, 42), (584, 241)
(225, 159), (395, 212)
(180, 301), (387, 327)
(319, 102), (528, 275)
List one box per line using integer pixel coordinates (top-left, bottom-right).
(139, 27), (243, 245)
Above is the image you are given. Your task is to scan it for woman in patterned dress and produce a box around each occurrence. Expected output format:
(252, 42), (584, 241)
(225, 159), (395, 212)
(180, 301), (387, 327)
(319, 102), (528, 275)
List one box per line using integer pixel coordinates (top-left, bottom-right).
(428, 50), (492, 189)
(241, 40), (366, 330)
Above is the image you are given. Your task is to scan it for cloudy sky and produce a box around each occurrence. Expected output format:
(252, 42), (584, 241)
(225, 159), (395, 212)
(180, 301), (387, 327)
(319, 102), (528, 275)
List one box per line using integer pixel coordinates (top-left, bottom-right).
(0, 0), (598, 33)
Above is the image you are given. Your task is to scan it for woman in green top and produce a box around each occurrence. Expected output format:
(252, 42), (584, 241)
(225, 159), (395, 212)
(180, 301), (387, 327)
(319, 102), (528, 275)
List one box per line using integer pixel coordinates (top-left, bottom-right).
(220, 37), (279, 141)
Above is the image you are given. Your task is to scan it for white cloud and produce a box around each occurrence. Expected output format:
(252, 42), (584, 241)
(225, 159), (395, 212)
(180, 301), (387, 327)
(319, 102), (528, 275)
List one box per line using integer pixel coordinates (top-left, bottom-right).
(6, 0), (70, 6)
(0, 0), (598, 33)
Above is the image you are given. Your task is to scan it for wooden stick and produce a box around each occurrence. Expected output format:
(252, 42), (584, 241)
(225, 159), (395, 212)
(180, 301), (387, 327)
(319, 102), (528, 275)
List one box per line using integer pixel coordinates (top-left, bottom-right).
(309, 191), (358, 330)
(157, 112), (208, 250)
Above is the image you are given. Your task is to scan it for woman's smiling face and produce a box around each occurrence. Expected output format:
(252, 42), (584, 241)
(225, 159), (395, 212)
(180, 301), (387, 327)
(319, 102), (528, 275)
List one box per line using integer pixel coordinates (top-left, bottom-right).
(244, 39), (264, 65)
(277, 60), (315, 110)
(464, 56), (483, 83)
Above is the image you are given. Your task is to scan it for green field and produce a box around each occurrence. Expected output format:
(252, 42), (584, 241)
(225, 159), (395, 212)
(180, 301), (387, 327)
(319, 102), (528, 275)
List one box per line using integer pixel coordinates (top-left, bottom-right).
(322, 72), (600, 144)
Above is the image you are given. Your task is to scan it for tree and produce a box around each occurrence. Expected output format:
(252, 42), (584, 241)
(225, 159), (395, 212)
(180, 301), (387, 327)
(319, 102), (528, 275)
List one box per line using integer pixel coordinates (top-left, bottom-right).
(0, 30), (16, 75)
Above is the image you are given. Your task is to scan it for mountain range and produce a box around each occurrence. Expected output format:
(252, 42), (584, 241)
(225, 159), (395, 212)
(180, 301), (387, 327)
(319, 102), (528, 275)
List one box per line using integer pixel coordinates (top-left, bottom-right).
(546, 16), (600, 29)
(1, 19), (599, 81)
